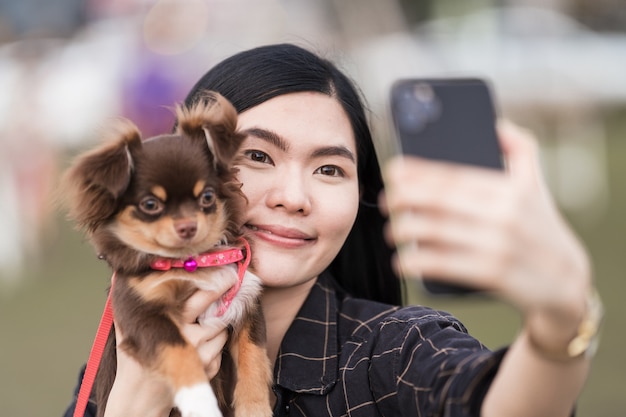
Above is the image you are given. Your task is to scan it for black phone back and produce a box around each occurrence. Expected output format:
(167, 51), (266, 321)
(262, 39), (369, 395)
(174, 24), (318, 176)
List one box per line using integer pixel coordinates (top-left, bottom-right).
(389, 78), (503, 295)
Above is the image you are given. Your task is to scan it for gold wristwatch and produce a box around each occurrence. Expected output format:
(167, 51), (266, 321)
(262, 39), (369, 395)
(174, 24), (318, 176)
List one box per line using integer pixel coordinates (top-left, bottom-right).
(528, 288), (604, 362)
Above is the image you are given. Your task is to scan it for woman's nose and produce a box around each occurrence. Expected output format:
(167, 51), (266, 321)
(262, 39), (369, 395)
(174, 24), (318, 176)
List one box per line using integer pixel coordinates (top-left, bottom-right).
(265, 171), (312, 215)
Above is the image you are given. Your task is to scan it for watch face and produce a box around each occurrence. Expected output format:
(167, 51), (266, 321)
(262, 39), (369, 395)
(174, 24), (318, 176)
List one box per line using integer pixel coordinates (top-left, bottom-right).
(567, 289), (604, 358)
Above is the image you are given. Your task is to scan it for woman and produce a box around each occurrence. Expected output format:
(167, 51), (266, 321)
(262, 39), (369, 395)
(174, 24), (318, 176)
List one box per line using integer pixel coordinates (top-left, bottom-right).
(65, 43), (600, 417)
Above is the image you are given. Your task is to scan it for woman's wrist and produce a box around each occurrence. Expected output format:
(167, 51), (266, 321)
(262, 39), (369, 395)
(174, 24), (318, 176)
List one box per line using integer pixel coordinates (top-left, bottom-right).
(103, 352), (173, 417)
(525, 287), (604, 362)
(104, 376), (173, 417)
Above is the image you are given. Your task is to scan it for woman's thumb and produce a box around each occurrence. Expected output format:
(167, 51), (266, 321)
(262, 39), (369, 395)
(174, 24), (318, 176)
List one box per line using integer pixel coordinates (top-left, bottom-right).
(497, 119), (542, 184)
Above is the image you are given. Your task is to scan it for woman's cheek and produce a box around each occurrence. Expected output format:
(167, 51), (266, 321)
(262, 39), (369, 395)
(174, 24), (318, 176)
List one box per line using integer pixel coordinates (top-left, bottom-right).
(321, 185), (359, 244)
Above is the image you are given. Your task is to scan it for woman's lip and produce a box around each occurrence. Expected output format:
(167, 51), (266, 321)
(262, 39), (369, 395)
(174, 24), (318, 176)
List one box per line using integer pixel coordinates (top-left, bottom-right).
(245, 224), (316, 247)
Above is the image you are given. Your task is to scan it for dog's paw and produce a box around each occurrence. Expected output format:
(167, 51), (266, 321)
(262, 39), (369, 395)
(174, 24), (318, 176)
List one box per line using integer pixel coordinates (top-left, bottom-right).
(174, 383), (222, 417)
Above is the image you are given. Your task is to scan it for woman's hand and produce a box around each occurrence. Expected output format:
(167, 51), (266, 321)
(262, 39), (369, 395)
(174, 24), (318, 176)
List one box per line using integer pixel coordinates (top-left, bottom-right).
(380, 121), (592, 347)
(103, 290), (229, 417)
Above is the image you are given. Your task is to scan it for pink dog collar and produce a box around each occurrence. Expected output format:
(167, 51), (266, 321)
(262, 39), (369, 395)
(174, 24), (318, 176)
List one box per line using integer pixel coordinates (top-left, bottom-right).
(151, 248), (245, 272)
(150, 238), (252, 316)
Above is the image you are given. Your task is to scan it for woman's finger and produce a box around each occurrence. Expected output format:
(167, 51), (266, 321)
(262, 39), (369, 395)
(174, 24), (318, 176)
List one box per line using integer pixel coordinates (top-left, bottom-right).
(179, 289), (230, 379)
(196, 329), (229, 379)
(386, 208), (512, 254)
(497, 119), (542, 183)
(392, 227), (513, 291)
(382, 156), (513, 222)
(181, 288), (224, 324)
(180, 319), (229, 380)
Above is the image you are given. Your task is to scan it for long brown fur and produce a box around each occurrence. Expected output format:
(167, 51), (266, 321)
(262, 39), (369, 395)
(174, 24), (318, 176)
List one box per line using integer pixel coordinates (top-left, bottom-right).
(61, 93), (272, 417)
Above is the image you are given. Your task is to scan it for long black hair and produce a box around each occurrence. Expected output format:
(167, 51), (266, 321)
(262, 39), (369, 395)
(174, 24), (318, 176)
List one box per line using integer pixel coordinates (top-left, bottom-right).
(184, 43), (403, 305)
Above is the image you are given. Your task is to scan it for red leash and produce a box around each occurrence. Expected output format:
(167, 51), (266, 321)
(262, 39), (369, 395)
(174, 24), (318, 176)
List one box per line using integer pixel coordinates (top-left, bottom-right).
(73, 275), (115, 417)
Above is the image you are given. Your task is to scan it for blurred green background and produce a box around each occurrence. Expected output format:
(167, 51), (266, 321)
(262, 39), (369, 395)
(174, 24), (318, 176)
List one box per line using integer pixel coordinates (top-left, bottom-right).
(1, 1), (625, 416)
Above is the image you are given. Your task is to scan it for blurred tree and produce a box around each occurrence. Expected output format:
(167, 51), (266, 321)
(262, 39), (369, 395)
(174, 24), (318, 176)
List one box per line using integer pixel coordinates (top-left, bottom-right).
(396, 0), (433, 25)
(569, 0), (626, 32)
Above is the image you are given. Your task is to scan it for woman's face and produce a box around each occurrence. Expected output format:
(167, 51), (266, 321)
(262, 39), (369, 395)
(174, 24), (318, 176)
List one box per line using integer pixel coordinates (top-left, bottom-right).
(234, 91), (360, 289)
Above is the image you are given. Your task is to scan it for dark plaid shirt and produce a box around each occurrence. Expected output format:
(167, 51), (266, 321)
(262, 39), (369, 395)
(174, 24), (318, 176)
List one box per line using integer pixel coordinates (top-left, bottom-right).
(271, 272), (506, 417)
(64, 272), (505, 417)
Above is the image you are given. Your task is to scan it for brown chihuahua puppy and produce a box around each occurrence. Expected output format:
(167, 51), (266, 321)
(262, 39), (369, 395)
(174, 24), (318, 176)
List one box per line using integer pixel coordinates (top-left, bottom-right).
(62, 93), (272, 417)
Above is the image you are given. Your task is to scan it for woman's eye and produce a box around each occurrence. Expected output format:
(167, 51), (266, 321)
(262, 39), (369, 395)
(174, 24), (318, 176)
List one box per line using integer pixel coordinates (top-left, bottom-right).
(245, 150), (272, 164)
(316, 165), (344, 177)
(199, 187), (216, 208)
(138, 196), (164, 215)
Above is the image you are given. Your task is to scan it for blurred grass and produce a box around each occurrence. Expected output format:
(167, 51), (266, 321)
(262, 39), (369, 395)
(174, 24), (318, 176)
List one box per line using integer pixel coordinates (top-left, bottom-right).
(0, 212), (111, 417)
(570, 108), (626, 416)
(1, 111), (625, 417)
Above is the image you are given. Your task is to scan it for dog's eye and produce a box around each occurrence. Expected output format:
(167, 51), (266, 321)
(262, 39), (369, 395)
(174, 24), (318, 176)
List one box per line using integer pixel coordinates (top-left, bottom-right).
(138, 196), (164, 215)
(199, 187), (216, 208)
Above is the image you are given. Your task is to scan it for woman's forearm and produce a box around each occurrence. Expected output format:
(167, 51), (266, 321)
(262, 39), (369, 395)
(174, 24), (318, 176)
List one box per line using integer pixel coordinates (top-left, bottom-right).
(482, 329), (591, 417)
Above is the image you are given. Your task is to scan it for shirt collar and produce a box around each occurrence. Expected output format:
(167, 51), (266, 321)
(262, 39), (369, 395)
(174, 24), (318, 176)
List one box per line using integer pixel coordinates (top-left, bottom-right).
(274, 271), (338, 395)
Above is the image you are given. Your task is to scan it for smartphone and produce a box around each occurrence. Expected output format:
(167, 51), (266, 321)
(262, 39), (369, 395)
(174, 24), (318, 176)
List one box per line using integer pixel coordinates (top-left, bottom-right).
(389, 78), (503, 296)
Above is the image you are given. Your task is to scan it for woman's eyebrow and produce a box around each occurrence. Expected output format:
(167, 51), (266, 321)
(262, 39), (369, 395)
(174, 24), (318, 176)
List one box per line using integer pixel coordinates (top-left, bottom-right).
(242, 127), (289, 152)
(311, 146), (356, 163)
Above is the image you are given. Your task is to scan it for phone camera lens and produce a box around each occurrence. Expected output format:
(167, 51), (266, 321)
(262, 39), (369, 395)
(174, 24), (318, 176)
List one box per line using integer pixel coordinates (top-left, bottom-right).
(393, 83), (441, 135)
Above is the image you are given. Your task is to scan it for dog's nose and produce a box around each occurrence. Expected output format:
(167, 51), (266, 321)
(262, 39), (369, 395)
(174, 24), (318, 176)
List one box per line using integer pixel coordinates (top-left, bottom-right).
(175, 221), (197, 239)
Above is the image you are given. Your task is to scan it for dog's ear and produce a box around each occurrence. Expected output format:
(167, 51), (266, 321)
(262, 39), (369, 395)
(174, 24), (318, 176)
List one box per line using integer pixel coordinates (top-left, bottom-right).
(62, 119), (142, 232)
(175, 92), (245, 170)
